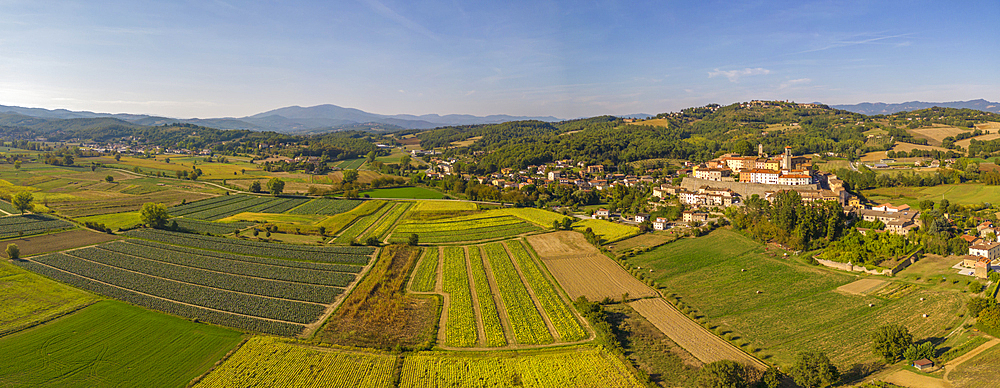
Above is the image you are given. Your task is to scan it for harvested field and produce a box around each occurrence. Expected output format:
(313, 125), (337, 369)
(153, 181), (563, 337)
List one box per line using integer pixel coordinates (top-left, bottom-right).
(956, 133), (1000, 149)
(629, 298), (765, 368)
(2, 229), (120, 257)
(609, 233), (677, 254)
(909, 124), (972, 146)
(526, 231), (655, 301)
(836, 278), (888, 295)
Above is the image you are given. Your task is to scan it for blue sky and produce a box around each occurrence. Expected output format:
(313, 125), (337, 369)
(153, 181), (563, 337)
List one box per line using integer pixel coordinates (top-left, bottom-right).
(1, 0), (998, 119)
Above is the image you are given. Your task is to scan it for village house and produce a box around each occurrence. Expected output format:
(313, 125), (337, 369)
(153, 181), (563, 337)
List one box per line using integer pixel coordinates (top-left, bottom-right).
(634, 213), (649, 223)
(594, 208), (610, 219)
(681, 211), (709, 223)
(692, 166), (733, 181)
(975, 257), (992, 279)
(969, 241), (1000, 261)
(653, 217), (669, 231)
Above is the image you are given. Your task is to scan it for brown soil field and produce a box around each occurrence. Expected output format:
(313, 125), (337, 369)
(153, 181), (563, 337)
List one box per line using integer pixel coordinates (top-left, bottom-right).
(836, 278), (888, 295)
(946, 339), (1000, 388)
(882, 369), (950, 388)
(4, 229), (120, 257)
(526, 231), (656, 301)
(629, 298), (766, 369)
(909, 124), (972, 146)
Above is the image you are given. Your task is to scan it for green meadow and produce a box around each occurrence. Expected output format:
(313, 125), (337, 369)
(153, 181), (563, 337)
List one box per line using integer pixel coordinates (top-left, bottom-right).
(0, 300), (244, 387)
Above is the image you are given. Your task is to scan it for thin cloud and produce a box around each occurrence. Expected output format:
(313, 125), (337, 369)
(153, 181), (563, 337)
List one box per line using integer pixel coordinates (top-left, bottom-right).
(780, 78), (812, 89)
(708, 68), (771, 82)
(363, 0), (439, 41)
(792, 32), (915, 55)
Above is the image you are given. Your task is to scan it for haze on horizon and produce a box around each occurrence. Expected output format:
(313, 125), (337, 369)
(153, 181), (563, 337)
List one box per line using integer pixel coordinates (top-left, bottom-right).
(0, 0), (998, 120)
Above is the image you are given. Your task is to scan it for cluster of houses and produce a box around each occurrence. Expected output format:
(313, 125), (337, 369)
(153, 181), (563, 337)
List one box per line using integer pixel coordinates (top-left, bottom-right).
(694, 146), (815, 185)
(854, 203), (921, 235)
(426, 158), (659, 192)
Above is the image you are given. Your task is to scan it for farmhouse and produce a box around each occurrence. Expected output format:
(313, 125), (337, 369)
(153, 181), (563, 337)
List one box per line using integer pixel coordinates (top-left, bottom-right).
(969, 241), (1000, 261)
(594, 208), (610, 219)
(634, 213), (649, 223)
(652, 217), (669, 231)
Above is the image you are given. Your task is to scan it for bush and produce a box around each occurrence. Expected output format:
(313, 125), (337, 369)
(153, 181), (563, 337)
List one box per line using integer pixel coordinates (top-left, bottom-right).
(5, 243), (19, 260)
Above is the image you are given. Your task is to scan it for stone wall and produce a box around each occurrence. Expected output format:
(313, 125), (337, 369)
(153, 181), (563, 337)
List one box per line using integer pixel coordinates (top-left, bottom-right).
(679, 177), (819, 198)
(814, 249), (921, 277)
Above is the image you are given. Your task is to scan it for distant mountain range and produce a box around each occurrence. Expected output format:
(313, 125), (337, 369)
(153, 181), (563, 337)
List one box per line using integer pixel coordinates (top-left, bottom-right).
(831, 99), (1000, 115)
(0, 103), (563, 133)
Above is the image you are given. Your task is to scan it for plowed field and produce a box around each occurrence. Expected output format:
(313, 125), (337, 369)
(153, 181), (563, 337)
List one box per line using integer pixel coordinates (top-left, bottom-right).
(526, 232), (655, 301)
(629, 298), (765, 368)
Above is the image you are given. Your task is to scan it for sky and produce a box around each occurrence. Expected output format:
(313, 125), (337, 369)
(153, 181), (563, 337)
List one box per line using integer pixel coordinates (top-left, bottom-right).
(0, 0), (998, 119)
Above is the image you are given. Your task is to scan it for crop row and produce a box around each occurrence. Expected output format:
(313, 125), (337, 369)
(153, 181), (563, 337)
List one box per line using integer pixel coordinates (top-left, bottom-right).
(170, 195), (245, 216)
(29, 252), (326, 323)
(73, 246), (342, 304)
(398, 347), (642, 388)
(125, 229), (374, 264)
(410, 248), (439, 293)
(194, 337), (396, 388)
(0, 214), (75, 239)
(391, 224), (539, 244)
(506, 241), (586, 341)
(332, 203), (392, 244)
(187, 197), (277, 220)
(0, 200), (19, 214)
(173, 218), (256, 235)
(288, 198), (362, 215)
(124, 239), (363, 275)
(358, 202), (412, 242)
(482, 243), (553, 345)
(101, 241), (354, 289)
(467, 246), (506, 347)
(12, 260), (304, 336)
(393, 215), (524, 233)
(442, 247), (477, 347)
(245, 197), (311, 214)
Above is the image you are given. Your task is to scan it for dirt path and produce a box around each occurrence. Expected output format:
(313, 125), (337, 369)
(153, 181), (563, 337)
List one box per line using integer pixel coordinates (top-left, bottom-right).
(502, 240), (560, 342)
(883, 369), (951, 388)
(944, 338), (1000, 383)
(464, 246), (488, 347)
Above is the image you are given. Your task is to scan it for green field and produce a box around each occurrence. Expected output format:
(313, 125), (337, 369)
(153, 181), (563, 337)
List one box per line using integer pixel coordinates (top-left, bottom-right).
(0, 261), (99, 336)
(359, 186), (446, 199)
(628, 228), (966, 367)
(0, 300), (243, 387)
(864, 183), (1000, 207)
(389, 212), (541, 244)
(78, 212), (142, 230)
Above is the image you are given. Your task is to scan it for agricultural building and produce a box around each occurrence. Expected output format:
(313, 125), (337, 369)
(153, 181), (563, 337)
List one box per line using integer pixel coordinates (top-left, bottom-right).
(975, 257), (991, 279)
(969, 241), (1000, 261)
(913, 359), (934, 370)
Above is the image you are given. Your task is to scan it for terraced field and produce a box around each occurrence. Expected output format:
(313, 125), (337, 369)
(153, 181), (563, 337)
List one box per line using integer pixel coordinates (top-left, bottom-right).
(15, 233), (373, 336)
